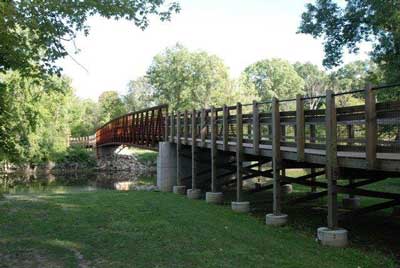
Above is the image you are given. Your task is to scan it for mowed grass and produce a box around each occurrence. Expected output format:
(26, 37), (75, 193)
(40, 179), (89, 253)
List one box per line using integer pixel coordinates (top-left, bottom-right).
(0, 190), (397, 268)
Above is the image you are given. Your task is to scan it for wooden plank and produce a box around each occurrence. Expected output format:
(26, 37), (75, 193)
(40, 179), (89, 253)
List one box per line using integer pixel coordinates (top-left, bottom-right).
(236, 102), (243, 202)
(184, 110), (189, 145)
(272, 97), (282, 214)
(365, 84), (377, 169)
(253, 101), (260, 154)
(211, 106), (217, 192)
(223, 104), (228, 151)
(296, 94), (305, 161)
(191, 109), (197, 190)
(201, 108), (206, 147)
(325, 90), (338, 229)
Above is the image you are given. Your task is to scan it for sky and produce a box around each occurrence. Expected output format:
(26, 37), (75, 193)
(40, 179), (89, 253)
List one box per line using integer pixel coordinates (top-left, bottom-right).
(58, 0), (369, 101)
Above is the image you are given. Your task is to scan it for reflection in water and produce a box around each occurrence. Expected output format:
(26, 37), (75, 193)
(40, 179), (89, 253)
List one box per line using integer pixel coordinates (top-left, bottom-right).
(0, 170), (156, 194)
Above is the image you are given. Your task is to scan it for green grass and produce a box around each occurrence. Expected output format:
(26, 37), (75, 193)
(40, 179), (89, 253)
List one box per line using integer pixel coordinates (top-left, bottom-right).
(0, 190), (396, 268)
(130, 148), (158, 164)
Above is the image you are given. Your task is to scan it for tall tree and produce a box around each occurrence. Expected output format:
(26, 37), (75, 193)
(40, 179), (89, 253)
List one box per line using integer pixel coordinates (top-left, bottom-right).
(293, 62), (330, 109)
(298, 0), (400, 82)
(241, 58), (305, 102)
(0, 71), (75, 164)
(124, 77), (158, 112)
(98, 91), (126, 125)
(0, 0), (180, 77)
(147, 44), (232, 110)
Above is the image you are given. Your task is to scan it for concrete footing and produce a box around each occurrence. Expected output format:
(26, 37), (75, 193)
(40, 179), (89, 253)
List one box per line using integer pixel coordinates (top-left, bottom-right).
(265, 213), (288, 226)
(205, 192), (224, 204)
(342, 195), (360, 209)
(173, 185), (186, 195)
(317, 227), (348, 247)
(281, 184), (293, 195)
(231, 201), (250, 213)
(187, 189), (202, 199)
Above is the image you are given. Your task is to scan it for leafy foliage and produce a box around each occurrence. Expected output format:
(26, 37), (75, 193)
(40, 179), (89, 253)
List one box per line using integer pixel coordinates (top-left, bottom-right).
(98, 91), (127, 125)
(241, 58), (305, 101)
(298, 0), (400, 82)
(124, 77), (158, 112)
(54, 146), (96, 167)
(0, 0), (180, 77)
(147, 44), (235, 110)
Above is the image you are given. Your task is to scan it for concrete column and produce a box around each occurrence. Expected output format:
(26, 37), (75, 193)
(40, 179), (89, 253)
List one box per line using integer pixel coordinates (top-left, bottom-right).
(157, 142), (177, 192)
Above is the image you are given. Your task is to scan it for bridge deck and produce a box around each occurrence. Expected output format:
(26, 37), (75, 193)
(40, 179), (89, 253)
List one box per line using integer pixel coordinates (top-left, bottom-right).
(173, 137), (400, 172)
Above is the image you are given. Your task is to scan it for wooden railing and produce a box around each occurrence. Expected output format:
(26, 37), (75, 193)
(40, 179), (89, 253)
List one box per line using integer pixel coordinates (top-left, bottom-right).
(165, 84), (400, 171)
(95, 104), (168, 149)
(69, 135), (96, 148)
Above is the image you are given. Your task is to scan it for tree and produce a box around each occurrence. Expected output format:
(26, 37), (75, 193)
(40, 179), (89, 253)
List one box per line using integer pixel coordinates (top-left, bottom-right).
(124, 77), (158, 112)
(241, 58), (305, 102)
(98, 91), (126, 125)
(0, 71), (75, 164)
(69, 98), (99, 137)
(298, 0), (400, 82)
(147, 44), (232, 110)
(0, 0), (180, 77)
(293, 62), (330, 109)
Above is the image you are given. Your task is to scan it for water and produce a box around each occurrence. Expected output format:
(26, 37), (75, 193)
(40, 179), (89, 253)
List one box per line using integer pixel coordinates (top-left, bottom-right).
(0, 170), (156, 194)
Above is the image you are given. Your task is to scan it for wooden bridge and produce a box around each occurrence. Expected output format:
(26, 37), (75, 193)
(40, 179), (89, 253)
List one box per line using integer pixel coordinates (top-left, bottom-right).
(72, 83), (400, 246)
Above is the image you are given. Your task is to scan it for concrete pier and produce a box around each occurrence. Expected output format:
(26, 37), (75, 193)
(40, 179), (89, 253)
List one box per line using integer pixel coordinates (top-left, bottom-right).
(157, 142), (177, 192)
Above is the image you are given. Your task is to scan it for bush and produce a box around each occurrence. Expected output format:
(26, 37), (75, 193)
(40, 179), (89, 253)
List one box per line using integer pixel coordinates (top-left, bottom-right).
(55, 145), (96, 166)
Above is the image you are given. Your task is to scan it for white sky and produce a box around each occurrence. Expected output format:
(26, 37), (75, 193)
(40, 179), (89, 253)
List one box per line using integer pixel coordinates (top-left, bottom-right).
(58, 0), (369, 101)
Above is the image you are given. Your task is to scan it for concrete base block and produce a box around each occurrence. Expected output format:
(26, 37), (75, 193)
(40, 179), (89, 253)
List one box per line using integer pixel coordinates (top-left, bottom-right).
(342, 195), (360, 210)
(173, 185), (186, 195)
(281, 184), (293, 195)
(265, 213), (288, 226)
(231, 201), (250, 213)
(205, 192), (223, 204)
(317, 227), (348, 247)
(187, 189), (202, 199)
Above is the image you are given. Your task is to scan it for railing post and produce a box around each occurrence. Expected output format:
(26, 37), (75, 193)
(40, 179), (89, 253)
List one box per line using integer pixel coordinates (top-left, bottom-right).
(272, 97), (282, 215)
(176, 111), (182, 186)
(365, 84), (377, 169)
(223, 105), (228, 151)
(296, 94), (305, 162)
(211, 106), (217, 192)
(170, 111), (175, 143)
(325, 90), (338, 229)
(200, 108), (206, 147)
(164, 108), (169, 141)
(191, 109), (197, 190)
(184, 110), (189, 145)
(236, 102), (243, 202)
(253, 100), (260, 154)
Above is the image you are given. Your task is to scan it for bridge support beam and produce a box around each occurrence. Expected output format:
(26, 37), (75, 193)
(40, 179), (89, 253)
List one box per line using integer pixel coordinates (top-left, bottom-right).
(317, 90), (348, 247)
(266, 98), (288, 226)
(232, 103), (250, 213)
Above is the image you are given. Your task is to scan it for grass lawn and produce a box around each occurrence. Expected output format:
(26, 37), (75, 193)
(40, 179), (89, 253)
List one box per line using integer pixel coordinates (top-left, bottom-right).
(0, 190), (397, 268)
(130, 148), (158, 164)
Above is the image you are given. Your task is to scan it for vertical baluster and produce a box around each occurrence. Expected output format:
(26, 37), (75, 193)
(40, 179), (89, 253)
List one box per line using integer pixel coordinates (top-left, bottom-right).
(253, 101), (260, 154)
(223, 105), (228, 151)
(365, 84), (377, 169)
(296, 94), (305, 161)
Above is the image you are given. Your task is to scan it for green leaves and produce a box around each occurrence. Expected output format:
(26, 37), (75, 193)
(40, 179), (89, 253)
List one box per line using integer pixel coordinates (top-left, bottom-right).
(299, 0), (400, 82)
(241, 59), (305, 102)
(0, 0), (180, 78)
